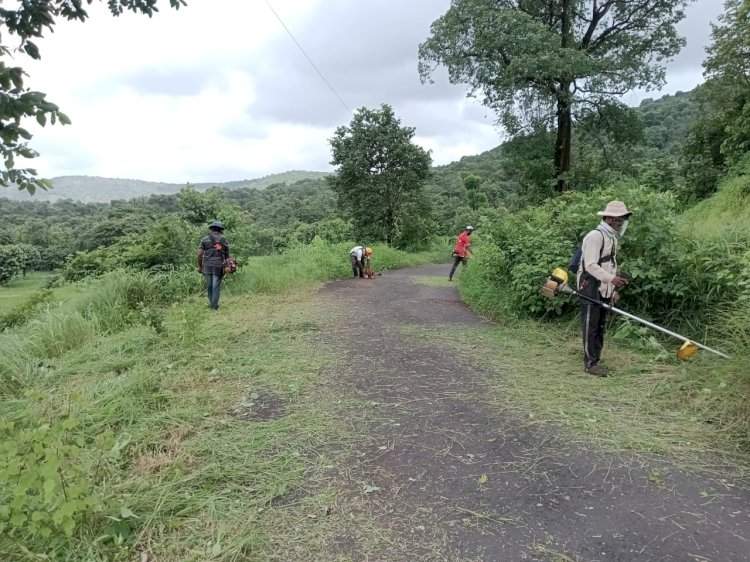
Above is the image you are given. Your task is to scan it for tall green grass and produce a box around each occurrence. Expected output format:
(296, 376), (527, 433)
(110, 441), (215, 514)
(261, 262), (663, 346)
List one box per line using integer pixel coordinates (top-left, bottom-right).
(0, 239), (446, 560)
(0, 269), (200, 396)
(678, 159), (750, 242)
(679, 162), (750, 445)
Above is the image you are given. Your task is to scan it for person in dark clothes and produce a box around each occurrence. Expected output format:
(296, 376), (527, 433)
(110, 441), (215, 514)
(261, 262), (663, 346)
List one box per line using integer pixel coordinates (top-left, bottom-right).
(576, 201), (632, 377)
(197, 220), (230, 310)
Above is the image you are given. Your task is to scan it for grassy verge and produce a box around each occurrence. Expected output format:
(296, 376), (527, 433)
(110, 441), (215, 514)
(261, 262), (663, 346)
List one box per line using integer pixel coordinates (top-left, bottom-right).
(407, 319), (750, 478)
(1, 290), (356, 561)
(227, 239), (448, 295)
(0, 241), (445, 561)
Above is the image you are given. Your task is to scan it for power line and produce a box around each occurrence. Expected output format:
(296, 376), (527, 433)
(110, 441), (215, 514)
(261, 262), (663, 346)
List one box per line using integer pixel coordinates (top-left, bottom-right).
(263, 0), (350, 113)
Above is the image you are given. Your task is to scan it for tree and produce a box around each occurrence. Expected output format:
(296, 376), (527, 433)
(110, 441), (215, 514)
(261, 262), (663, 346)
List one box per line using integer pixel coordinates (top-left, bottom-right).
(0, 0), (186, 194)
(328, 105), (432, 247)
(17, 243), (42, 276)
(0, 244), (24, 284)
(419, 0), (690, 192)
(178, 187), (225, 226)
(681, 0), (750, 199)
(702, 0), (750, 165)
(463, 174), (488, 210)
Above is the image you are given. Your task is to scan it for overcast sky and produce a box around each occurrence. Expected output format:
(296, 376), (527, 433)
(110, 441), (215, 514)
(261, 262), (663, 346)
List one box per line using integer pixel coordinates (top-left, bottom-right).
(21, 0), (723, 183)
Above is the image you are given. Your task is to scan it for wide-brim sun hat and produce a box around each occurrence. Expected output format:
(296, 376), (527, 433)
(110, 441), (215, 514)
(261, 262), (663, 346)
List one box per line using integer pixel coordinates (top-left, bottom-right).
(208, 220), (225, 230)
(466, 225), (474, 230)
(597, 201), (632, 218)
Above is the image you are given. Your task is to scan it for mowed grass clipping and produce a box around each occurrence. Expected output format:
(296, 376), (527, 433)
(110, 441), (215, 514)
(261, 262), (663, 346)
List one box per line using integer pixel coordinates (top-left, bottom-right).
(0, 241), (447, 561)
(409, 275), (454, 288)
(408, 320), (750, 478)
(1, 290), (346, 561)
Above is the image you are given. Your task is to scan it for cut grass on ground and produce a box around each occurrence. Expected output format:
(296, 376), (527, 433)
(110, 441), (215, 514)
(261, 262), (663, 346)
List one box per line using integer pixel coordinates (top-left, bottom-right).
(404, 320), (750, 479)
(0, 243), (451, 561)
(410, 274), (454, 288)
(0, 289), (361, 562)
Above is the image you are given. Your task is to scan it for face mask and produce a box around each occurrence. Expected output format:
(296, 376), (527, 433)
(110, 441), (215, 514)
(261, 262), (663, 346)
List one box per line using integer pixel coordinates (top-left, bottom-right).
(619, 220), (629, 238)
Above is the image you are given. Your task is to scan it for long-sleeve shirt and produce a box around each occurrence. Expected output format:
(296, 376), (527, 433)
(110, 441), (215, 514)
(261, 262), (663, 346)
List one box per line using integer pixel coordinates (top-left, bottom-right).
(577, 221), (618, 298)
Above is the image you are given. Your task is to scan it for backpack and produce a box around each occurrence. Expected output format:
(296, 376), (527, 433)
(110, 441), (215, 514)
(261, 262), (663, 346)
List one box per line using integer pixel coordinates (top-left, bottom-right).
(569, 229), (608, 274)
(568, 246), (584, 274)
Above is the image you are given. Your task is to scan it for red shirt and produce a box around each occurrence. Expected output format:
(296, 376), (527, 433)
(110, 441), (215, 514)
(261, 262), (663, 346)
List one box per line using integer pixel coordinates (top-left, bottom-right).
(453, 231), (472, 258)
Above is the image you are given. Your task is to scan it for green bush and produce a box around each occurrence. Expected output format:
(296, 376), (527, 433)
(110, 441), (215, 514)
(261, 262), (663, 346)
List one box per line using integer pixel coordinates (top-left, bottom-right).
(0, 244), (27, 285)
(462, 183), (750, 336)
(63, 218), (200, 281)
(0, 415), (104, 548)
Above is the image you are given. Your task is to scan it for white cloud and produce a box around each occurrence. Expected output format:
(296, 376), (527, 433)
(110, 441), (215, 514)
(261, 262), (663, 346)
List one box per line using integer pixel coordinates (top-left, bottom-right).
(12, 0), (724, 182)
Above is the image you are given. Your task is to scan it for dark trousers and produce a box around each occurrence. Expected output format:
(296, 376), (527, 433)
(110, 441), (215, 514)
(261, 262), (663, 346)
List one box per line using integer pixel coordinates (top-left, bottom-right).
(351, 255), (363, 278)
(580, 278), (610, 367)
(204, 271), (223, 310)
(449, 255), (466, 280)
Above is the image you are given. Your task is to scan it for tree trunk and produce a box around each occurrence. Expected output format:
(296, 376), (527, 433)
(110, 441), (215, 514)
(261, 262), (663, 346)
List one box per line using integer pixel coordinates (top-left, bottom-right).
(554, 91), (572, 192)
(555, 0), (574, 192)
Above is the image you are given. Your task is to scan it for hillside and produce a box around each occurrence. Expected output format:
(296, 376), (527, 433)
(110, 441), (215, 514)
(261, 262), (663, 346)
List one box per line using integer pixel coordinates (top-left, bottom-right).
(1, 87), (699, 206)
(636, 88), (702, 154)
(2, 170), (330, 203)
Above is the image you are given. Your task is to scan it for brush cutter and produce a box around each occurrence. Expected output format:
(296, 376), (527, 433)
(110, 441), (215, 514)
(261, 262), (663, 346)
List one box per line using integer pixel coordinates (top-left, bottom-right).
(541, 268), (730, 360)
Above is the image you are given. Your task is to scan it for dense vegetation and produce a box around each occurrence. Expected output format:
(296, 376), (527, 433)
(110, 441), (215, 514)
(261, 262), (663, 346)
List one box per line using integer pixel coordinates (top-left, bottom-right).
(458, 0), (750, 451)
(0, 86), (706, 287)
(1, 0), (749, 558)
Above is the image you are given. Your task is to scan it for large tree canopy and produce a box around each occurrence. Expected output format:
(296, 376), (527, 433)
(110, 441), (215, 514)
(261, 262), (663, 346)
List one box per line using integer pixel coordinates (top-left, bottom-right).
(0, 0), (186, 194)
(680, 0), (750, 200)
(419, 0), (691, 192)
(328, 104), (433, 247)
(702, 0), (750, 166)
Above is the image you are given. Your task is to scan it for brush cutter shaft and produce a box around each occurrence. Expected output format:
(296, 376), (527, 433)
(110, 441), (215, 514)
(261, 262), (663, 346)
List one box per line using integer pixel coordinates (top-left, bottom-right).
(561, 286), (730, 359)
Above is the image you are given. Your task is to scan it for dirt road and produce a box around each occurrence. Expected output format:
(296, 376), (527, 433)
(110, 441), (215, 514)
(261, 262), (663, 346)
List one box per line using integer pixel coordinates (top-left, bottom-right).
(318, 264), (749, 562)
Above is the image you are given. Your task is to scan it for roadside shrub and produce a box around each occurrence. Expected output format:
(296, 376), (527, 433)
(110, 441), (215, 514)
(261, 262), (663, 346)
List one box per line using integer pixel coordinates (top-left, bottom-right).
(63, 249), (110, 281)
(0, 415), (104, 551)
(463, 182), (749, 336)
(63, 218), (199, 281)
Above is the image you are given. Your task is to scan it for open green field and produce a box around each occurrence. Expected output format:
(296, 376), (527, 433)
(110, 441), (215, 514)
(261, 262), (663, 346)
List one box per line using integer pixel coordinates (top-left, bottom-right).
(0, 272), (81, 314)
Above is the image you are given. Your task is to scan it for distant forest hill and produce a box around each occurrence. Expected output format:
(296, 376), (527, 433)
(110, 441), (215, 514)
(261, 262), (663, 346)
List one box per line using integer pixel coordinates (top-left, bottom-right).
(1, 87), (699, 206)
(2, 170), (331, 203)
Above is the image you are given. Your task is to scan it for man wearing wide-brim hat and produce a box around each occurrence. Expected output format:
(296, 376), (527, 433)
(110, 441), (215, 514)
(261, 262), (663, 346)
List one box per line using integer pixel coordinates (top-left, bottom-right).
(576, 201), (632, 377)
(198, 220), (230, 310)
